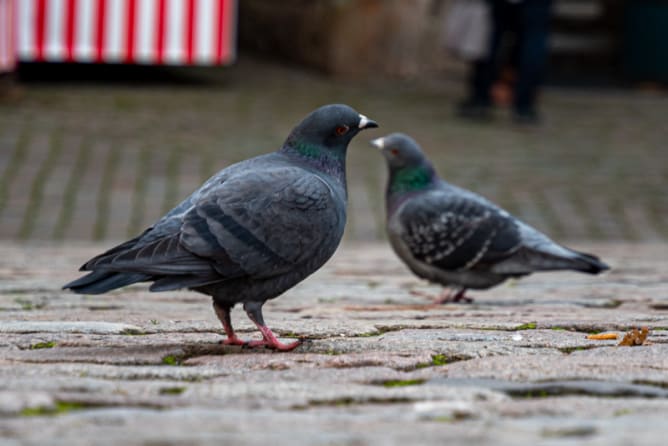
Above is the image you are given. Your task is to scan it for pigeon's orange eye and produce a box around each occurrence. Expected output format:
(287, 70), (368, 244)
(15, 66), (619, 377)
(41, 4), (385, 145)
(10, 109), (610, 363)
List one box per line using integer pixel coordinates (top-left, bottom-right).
(391, 148), (399, 155)
(335, 125), (349, 136)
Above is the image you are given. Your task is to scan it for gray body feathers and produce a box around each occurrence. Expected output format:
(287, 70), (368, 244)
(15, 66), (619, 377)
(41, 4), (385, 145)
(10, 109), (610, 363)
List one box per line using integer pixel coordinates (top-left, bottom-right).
(388, 181), (608, 290)
(377, 132), (609, 292)
(65, 152), (347, 306)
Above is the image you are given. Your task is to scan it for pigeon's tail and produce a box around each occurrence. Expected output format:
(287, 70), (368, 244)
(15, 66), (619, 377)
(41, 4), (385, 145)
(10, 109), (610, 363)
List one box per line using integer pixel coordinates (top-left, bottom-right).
(491, 245), (610, 276)
(565, 249), (610, 274)
(490, 222), (610, 276)
(63, 270), (151, 295)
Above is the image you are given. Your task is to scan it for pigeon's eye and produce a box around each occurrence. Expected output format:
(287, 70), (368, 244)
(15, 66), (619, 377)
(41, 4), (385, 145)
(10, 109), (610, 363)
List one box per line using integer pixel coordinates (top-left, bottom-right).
(391, 148), (399, 155)
(335, 125), (349, 136)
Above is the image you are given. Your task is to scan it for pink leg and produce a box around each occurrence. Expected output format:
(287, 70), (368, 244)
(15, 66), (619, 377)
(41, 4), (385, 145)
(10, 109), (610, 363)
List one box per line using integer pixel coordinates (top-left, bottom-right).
(244, 301), (301, 351)
(213, 302), (247, 346)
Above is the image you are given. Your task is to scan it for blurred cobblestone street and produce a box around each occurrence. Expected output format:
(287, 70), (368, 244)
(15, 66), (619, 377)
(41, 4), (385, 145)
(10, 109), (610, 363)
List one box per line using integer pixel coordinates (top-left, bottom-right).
(1, 58), (666, 244)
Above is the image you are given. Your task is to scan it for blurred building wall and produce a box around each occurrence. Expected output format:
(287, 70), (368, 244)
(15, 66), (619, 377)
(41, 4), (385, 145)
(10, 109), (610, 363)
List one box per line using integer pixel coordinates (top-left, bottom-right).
(238, 0), (466, 79)
(239, 0), (646, 85)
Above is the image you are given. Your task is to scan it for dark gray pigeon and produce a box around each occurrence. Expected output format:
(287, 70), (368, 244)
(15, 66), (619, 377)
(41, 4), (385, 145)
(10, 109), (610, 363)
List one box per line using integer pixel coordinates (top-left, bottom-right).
(64, 104), (378, 350)
(372, 133), (609, 303)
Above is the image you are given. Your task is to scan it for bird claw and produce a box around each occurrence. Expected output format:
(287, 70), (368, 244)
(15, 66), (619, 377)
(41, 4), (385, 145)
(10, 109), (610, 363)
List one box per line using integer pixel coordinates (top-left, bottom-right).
(220, 336), (247, 346)
(410, 289), (473, 304)
(219, 336), (302, 351)
(245, 338), (302, 351)
(434, 295), (474, 304)
(434, 289), (473, 304)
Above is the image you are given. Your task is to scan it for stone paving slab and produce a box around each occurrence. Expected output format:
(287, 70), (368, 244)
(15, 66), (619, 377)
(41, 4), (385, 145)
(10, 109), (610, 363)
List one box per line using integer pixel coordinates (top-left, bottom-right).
(0, 242), (667, 445)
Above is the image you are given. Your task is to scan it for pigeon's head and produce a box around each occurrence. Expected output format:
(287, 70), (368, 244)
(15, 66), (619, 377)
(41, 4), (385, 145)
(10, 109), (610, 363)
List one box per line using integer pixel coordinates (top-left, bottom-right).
(371, 133), (437, 193)
(284, 104), (378, 158)
(371, 133), (429, 170)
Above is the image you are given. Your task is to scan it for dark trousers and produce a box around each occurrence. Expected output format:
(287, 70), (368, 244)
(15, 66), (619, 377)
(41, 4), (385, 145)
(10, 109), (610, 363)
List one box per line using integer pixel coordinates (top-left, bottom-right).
(469, 0), (552, 113)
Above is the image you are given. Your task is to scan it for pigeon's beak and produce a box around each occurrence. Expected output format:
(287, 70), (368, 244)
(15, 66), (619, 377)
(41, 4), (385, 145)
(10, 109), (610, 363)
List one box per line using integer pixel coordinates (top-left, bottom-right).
(370, 137), (385, 150)
(358, 114), (378, 130)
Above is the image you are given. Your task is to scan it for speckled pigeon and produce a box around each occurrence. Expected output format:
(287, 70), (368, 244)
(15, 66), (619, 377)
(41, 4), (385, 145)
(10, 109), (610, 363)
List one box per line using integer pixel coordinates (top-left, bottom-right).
(64, 104), (378, 350)
(372, 133), (609, 303)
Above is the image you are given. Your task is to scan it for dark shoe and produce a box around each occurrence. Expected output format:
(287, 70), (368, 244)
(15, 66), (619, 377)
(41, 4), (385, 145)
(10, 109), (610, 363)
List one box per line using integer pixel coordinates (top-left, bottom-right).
(456, 100), (493, 121)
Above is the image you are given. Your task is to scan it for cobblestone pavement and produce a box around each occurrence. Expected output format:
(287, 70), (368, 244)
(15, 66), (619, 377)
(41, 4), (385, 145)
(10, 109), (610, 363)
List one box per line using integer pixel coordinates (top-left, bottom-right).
(1, 242), (667, 445)
(0, 58), (667, 243)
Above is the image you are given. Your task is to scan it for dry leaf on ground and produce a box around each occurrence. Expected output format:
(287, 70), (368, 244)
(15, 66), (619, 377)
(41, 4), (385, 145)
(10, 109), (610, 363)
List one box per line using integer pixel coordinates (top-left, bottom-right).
(618, 326), (649, 346)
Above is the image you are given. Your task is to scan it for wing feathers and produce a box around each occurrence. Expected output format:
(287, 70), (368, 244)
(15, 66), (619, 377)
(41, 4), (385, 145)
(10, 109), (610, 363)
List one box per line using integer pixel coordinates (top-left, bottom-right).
(399, 193), (522, 272)
(68, 164), (341, 295)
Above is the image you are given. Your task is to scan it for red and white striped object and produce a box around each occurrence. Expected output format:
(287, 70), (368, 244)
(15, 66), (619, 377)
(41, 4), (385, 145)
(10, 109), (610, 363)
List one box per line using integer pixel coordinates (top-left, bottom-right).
(16, 0), (237, 65)
(0, 0), (16, 73)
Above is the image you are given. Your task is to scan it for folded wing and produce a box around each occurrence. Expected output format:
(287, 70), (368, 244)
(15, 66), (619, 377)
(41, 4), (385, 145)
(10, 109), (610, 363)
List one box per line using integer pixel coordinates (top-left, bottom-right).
(65, 167), (341, 293)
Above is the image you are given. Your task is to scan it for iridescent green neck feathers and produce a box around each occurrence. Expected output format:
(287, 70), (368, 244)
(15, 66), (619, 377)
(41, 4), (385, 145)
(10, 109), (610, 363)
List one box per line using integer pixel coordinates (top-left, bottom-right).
(289, 140), (344, 161)
(389, 166), (433, 194)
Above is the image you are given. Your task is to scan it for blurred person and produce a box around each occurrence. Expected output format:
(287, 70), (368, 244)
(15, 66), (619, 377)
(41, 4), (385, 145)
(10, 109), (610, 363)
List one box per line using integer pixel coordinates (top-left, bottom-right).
(457, 0), (553, 124)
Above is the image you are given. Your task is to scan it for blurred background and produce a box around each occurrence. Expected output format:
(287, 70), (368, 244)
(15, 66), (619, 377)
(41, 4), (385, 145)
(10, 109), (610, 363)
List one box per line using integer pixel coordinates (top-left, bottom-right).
(0, 0), (666, 245)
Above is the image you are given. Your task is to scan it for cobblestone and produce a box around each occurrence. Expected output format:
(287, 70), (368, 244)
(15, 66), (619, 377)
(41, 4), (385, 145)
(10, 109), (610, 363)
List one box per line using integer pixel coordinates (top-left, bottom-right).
(0, 242), (666, 445)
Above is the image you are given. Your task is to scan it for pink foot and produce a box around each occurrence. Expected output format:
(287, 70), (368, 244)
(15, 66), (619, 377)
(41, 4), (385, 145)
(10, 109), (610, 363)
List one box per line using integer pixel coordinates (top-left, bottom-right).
(220, 336), (247, 346)
(246, 324), (302, 351)
(246, 338), (302, 351)
(434, 289), (473, 305)
(409, 289), (473, 304)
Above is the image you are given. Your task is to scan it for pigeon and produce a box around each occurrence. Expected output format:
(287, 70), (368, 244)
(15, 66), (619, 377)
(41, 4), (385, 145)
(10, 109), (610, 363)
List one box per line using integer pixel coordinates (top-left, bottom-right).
(372, 133), (609, 303)
(64, 104), (378, 350)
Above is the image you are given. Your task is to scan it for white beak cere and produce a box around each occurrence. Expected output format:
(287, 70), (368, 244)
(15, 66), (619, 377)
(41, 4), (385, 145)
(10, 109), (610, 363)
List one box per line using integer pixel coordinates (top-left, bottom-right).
(358, 114), (371, 129)
(370, 137), (385, 150)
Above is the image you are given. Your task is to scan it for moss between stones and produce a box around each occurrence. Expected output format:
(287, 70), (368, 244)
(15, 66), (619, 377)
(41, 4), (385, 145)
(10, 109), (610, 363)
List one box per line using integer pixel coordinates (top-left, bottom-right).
(355, 331), (381, 337)
(162, 355), (181, 366)
(159, 386), (187, 395)
(523, 390), (550, 398)
(303, 396), (413, 409)
(431, 354), (448, 366)
(21, 402), (86, 417)
(14, 298), (46, 311)
(559, 346), (596, 354)
(331, 397), (356, 406)
(161, 345), (225, 367)
(120, 328), (146, 336)
(382, 379), (425, 388)
(352, 326), (404, 338)
(514, 322), (537, 330)
(416, 354), (449, 369)
(29, 341), (56, 349)
(323, 349), (341, 356)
